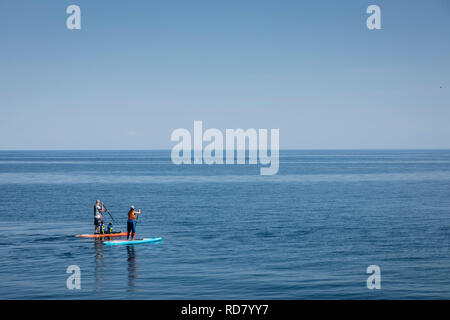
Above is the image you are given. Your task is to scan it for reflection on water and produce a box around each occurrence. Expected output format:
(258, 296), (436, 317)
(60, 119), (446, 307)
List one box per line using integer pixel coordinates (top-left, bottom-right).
(94, 239), (104, 291)
(92, 238), (139, 293)
(127, 245), (137, 292)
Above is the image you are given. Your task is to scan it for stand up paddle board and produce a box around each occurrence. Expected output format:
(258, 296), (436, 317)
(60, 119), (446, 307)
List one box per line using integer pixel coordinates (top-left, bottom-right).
(76, 232), (128, 238)
(103, 237), (162, 246)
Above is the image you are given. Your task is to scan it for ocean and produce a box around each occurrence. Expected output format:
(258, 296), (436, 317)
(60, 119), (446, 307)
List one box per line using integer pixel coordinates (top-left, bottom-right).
(0, 150), (449, 299)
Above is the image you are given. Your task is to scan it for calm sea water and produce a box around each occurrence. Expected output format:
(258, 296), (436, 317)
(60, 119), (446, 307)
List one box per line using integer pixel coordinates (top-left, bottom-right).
(0, 150), (450, 299)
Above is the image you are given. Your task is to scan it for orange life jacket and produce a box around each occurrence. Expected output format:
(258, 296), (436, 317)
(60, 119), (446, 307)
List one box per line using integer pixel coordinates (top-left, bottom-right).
(128, 210), (137, 221)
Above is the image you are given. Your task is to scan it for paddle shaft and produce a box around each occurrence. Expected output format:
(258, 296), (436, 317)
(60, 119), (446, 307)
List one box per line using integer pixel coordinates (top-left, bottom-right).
(102, 204), (116, 224)
(136, 209), (142, 223)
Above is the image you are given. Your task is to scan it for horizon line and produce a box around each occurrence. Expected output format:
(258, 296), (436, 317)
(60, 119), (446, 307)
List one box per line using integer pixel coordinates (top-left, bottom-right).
(1, 148), (450, 152)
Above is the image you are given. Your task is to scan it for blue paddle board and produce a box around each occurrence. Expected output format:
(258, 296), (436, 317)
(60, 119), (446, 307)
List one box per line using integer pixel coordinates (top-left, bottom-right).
(103, 237), (162, 246)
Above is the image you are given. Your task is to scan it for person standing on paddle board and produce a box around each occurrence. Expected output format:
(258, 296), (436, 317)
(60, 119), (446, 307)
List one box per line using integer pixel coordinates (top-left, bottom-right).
(94, 200), (106, 234)
(127, 205), (141, 240)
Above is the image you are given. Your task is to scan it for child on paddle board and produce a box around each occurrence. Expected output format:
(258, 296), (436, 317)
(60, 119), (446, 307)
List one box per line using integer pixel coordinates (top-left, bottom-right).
(99, 220), (106, 234)
(127, 206), (141, 240)
(106, 222), (113, 234)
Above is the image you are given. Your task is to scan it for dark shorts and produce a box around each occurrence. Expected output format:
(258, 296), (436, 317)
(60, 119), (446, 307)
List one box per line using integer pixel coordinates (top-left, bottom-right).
(94, 217), (102, 226)
(127, 219), (136, 234)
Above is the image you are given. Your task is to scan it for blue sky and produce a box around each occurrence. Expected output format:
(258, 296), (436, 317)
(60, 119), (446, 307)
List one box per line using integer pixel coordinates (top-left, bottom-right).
(0, 0), (449, 149)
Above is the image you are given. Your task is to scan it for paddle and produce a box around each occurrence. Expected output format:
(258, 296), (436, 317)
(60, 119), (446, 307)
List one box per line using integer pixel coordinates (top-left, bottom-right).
(136, 209), (142, 224)
(102, 203), (116, 224)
